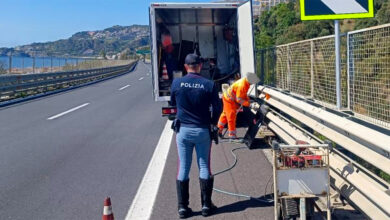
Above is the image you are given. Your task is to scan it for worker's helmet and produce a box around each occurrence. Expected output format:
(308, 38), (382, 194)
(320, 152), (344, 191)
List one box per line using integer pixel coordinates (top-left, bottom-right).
(246, 72), (260, 85)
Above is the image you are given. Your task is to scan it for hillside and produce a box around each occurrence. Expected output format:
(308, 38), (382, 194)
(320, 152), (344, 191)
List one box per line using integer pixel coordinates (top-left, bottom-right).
(0, 25), (150, 57)
(254, 0), (390, 49)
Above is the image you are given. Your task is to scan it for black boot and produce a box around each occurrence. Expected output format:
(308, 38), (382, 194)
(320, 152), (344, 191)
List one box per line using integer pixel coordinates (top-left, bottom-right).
(199, 177), (217, 217)
(176, 179), (192, 218)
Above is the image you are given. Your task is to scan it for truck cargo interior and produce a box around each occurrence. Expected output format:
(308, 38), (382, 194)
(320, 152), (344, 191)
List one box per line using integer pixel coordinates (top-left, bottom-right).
(154, 8), (241, 97)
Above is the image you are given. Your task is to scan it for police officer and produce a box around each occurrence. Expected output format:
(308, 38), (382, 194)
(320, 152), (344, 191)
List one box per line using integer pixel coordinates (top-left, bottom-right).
(170, 53), (222, 218)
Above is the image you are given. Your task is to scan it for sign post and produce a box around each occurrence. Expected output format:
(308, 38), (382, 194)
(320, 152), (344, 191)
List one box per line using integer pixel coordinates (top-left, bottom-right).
(300, 0), (374, 110)
(334, 19), (341, 109)
(136, 50), (151, 62)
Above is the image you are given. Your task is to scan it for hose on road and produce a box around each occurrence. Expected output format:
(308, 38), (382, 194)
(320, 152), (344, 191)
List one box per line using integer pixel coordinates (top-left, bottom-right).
(212, 146), (274, 204)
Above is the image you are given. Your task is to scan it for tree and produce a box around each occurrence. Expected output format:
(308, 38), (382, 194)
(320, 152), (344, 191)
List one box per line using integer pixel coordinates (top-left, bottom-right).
(377, 1), (390, 24)
(254, 0), (390, 49)
(119, 48), (132, 60)
(354, 0), (389, 29)
(0, 61), (7, 74)
(99, 50), (107, 59)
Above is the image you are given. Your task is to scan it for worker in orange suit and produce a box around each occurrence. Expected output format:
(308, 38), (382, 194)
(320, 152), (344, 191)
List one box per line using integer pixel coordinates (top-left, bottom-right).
(218, 72), (260, 138)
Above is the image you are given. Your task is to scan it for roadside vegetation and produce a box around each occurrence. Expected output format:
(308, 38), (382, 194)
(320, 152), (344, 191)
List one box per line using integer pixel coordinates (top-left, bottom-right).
(60, 59), (133, 71)
(0, 25), (149, 58)
(254, 0), (390, 49)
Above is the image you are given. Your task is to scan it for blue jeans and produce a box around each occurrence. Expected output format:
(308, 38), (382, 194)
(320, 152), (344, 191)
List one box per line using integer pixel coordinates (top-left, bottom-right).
(176, 126), (212, 181)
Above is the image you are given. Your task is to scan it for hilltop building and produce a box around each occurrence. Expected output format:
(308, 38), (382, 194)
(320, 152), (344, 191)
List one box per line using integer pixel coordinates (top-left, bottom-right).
(219, 0), (289, 16)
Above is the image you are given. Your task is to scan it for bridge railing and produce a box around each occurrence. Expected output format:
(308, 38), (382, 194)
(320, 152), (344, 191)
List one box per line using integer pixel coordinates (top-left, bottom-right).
(257, 23), (390, 128)
(0, 61), (136, 102)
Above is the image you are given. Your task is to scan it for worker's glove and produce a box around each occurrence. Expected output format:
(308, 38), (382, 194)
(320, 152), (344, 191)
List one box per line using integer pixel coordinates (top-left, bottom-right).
(249, 102), (259, 110)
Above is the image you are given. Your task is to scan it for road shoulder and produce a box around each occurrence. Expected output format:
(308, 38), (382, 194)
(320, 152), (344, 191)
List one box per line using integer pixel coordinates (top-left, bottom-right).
(151, 129), (275, 220)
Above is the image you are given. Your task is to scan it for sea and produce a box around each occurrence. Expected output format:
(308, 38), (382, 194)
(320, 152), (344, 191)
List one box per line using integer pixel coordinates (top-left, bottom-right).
(0, 56), (85, 69)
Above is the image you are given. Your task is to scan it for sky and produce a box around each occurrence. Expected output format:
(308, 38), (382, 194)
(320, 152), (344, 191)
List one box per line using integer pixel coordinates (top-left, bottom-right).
(0, 0), (215, 48)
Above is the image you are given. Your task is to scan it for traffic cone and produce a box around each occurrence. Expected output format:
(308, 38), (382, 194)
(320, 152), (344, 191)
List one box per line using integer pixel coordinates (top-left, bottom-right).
(162, 63), (169, 80)
(102, 197), (114, 220)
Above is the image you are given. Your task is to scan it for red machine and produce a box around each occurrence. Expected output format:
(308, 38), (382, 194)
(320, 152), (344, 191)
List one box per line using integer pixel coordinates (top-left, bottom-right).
(284, 155), (323, 168)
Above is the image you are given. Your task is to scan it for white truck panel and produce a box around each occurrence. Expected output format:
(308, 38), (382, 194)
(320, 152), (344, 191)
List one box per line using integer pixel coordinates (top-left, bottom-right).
(237, 1), (255, 78)
(181, 26), (197, 42)
(198, 26), (215, 58)
(215, 25), (230, 74)
(150, 7), (160, 101)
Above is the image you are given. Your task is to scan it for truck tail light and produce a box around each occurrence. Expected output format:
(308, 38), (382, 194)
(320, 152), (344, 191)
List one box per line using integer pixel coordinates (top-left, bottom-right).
(162, 107), (177, 116)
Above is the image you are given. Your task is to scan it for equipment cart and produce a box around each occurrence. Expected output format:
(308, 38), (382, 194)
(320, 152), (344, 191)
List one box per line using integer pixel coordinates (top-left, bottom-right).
(272, 142), (331, 220)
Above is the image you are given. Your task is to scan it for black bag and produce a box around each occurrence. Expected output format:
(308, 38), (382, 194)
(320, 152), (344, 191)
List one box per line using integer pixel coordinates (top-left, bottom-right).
(243, 105), (268, 149)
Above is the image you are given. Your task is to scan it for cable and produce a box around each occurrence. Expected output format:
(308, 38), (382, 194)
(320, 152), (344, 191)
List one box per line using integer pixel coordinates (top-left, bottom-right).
(212, 69), (239, 82)
(213, 146), (246, 176)
(264, 173), (274, 201)
(212, 146), (274, 203)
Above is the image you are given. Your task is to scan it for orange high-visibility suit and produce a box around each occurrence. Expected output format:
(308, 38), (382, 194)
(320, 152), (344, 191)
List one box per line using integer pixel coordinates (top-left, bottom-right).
(218, 77), (250, 137)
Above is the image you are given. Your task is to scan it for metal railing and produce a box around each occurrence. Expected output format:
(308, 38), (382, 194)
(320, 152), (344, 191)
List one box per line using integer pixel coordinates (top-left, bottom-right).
(258, 85), (390, 219)
(348, 23), (390, 128)
(257, 23), (390, 128)
(0, 61), (136, 102)
(0, 56), (131, 74)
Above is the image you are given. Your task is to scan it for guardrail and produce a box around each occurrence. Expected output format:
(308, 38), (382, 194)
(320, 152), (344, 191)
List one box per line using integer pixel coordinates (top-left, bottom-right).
(257, 85), (390, 219)
(0, 61), (136, 102)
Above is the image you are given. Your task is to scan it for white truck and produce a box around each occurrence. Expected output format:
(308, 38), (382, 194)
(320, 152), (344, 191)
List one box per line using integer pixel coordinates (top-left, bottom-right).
(149, 1), (256, 102)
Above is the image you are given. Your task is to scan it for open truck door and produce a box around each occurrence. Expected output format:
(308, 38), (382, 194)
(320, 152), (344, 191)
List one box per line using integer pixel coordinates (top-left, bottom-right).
(150, 1), (256, 103)
(149, 5), (160, 101)
(237, 0), (255, 79)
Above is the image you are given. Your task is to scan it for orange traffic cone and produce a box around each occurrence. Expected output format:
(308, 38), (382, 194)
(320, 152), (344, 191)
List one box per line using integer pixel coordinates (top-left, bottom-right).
(162, 63), (169, 80)
(102, 197), (114, 220)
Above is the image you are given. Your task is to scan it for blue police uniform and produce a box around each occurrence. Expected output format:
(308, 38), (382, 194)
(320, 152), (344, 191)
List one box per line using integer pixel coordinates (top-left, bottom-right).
(171, 72), (221, 180)
(170, 65), (221, 218)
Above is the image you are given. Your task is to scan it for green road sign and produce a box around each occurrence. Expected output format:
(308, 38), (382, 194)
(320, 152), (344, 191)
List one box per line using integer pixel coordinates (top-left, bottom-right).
(300, 0), (374, 20)
(136, 50), (150, 54)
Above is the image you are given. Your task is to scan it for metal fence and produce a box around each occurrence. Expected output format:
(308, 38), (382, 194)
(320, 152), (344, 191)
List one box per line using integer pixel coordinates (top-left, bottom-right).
(257, 23), (390, 128)
(259, 35), (348, 107)
(0, 56), (130, 75)
(348, 24), (390, 127)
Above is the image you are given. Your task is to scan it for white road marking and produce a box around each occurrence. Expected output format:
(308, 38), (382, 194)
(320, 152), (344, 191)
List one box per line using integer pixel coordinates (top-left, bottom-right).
(47, 103), (90, 120)
(119, 85), (131, 91)
(138, 77), (144, 81)
(321, 0), (367, 14)
(125, 121), (173, 220)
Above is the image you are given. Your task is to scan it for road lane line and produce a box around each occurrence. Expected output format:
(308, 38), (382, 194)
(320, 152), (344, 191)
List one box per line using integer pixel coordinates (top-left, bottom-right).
(47, 103), (90, 120)
(138, 77), (144, 81)
(125, 120), (173, 220)
(119, 85), (131, 91)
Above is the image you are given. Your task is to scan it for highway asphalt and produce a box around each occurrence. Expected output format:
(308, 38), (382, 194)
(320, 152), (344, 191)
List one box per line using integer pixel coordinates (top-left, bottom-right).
(151, 130), (275, 220)
(0, 62), (167, 219)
